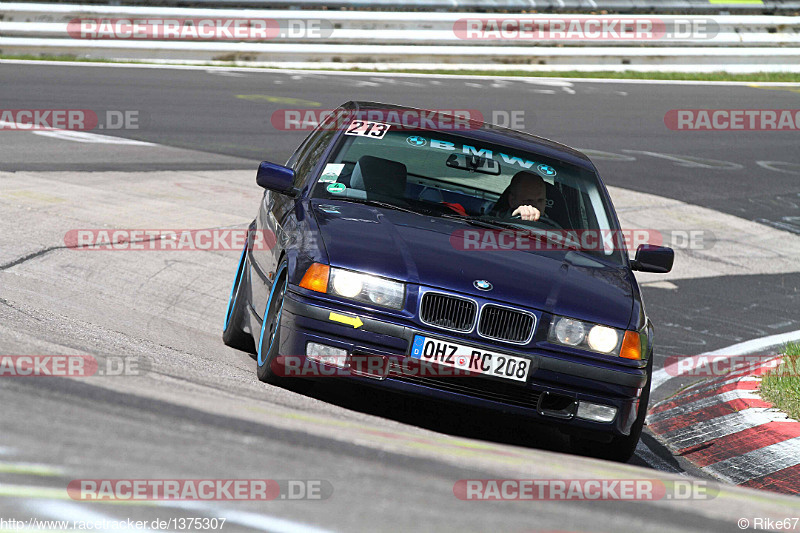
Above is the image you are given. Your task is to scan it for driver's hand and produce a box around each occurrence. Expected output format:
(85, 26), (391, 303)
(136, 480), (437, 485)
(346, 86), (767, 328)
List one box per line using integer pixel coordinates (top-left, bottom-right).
(511, 205), (541, 221)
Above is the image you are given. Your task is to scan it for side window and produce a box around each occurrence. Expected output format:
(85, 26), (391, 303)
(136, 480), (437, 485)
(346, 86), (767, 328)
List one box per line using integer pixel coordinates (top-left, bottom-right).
(295, 129), (336, 186)
(287, 123), (336, 187)
(289, 110), (346, 184)
(272, 124), (339, 217)
(285, 151), (300, 169)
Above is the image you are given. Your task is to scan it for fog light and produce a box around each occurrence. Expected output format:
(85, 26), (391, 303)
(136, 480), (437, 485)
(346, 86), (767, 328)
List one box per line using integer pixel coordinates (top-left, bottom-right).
(306, 342), (347, 368)
(576, 402), (617, 423)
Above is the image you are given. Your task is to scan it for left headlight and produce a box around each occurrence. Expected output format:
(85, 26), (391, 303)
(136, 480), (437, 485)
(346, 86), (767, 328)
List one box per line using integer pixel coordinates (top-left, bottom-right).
(300, 263), (405, 310)
(548, 315), (630, 357)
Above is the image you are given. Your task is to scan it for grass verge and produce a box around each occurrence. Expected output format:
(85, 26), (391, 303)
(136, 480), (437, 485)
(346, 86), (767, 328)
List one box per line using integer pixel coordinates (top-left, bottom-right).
(2, 54), (800, 82)
(760, 343), (800, 421)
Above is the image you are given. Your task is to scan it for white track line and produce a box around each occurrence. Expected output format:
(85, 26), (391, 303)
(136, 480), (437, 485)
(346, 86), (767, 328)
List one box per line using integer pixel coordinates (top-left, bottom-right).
(668, 375), (762, 401)
(32, 130), (155, 145)
(646, 389), (762, 424)
(25, 498), (337, 533)
(652, 329), (800, 391)
(0, 120), (156, 146)
(25, 500), (160, 533)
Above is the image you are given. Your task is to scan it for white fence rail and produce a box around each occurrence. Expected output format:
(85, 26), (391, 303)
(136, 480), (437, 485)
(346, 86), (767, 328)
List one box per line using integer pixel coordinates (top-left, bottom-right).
(2, 3), (799, 72)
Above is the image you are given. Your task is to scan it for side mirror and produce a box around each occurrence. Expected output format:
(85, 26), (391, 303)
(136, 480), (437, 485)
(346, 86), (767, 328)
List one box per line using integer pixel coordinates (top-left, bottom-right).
(631, 244), (674, 273)
(256, 161), (297, 195)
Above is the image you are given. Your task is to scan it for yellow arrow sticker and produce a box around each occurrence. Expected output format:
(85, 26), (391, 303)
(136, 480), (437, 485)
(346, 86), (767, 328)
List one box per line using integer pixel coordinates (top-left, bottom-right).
(328, 312), (364, 329)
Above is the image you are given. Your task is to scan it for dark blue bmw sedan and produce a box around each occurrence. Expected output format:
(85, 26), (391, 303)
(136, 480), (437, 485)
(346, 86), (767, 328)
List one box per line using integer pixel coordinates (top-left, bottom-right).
(223, 101), (674, 462)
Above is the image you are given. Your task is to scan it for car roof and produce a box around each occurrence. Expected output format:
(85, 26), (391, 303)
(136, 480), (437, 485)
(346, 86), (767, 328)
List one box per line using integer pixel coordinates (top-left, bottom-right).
(341, 100), (596, 172)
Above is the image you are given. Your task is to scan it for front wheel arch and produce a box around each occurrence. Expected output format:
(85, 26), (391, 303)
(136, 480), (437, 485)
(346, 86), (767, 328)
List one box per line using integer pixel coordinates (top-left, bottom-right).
(256, 260), (289, 383)
(222, 244), (256, 353)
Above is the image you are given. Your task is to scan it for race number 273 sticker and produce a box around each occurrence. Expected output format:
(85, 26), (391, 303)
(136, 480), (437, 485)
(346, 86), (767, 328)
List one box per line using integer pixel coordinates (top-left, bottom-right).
(344, 120), (391, 139)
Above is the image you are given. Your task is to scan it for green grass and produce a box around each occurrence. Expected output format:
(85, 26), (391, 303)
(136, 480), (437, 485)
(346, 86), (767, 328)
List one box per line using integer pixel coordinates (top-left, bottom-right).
(2, 54), (800, 82)
(760, 343), (800, 421)
(2, 53), (123, 63)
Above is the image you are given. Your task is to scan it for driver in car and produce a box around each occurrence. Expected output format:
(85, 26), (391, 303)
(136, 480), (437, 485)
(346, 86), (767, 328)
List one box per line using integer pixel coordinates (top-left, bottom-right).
(492, 171), (547, 221)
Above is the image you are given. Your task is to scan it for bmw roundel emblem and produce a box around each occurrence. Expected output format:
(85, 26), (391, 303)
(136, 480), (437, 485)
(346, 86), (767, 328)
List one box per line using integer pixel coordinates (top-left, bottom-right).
(474, 280), (493, 291)
(537, 163), (556, 177)
(406, 135), (427, 147)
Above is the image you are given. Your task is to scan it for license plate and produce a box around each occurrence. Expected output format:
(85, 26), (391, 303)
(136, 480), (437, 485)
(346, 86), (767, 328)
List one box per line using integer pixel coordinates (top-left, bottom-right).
(410, 335), (532, 383)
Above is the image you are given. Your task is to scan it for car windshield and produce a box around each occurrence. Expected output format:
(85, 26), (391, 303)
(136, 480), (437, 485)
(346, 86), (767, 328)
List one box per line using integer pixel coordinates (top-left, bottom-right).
(311, 124), (625, 264)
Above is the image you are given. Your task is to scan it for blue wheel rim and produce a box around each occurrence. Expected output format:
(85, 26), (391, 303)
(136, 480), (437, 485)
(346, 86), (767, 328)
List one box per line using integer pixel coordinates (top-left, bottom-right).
(223, 243), (248, 332)
(257, 263), (287, 367)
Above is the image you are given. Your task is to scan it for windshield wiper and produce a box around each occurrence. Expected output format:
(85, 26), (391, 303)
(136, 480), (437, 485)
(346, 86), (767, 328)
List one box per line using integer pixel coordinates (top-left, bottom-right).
(436, 213), (519, 231)
(335, 197), (424, 215)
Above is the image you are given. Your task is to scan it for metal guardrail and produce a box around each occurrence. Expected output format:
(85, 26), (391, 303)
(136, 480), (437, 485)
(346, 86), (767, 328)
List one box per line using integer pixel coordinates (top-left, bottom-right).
(1, 3), (799, 72)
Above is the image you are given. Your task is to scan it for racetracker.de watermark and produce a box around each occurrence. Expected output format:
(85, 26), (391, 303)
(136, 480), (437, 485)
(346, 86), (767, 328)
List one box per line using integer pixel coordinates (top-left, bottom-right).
(271, 108), (489, 132)
(63, 229), (286, 251)
(450, 229), (712, 252)
(0, 355), (145, 377)
(453, 479), (719, 500)
(664, 355), (797, 377)
(68, 18), (333, 40)
(68, 479), (333, 500)
(453, 17), (718, 41)
(268, 354), (538, 379)
(0, 109), (143, 131)
(665, 109), (800, 131)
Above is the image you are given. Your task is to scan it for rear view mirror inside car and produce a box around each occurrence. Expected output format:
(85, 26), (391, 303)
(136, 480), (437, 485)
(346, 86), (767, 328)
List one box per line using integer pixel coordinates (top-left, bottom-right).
(446, 153), (501, 175)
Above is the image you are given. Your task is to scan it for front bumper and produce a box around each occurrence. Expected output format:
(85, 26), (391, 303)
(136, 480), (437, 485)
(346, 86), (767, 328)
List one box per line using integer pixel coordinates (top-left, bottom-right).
(275, 288), (649, 438)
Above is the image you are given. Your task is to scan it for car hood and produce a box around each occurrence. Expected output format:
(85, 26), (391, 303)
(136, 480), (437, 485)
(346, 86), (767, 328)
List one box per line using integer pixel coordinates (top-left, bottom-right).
(312, 201), (635, 329)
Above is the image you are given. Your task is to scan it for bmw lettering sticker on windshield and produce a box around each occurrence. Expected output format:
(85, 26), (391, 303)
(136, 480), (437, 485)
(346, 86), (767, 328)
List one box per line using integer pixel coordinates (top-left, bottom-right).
(421, 137), (556, 179)
(344, 120), (391, 139)
(319, 163), (345, 183)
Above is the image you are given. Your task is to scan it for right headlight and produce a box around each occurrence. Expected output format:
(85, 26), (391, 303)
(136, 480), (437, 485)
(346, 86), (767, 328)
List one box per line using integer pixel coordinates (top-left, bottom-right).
(299, 263), (406, 310)
(549, 315), (642, 359)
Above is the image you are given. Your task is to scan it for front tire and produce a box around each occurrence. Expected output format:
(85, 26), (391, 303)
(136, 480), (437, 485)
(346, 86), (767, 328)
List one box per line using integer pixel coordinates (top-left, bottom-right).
(223, 245), (256, 353)
(256, 261), (288, 384)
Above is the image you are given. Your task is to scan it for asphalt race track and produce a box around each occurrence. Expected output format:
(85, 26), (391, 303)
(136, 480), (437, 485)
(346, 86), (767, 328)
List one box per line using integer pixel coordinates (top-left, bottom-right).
(2, 61), (800, 531)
